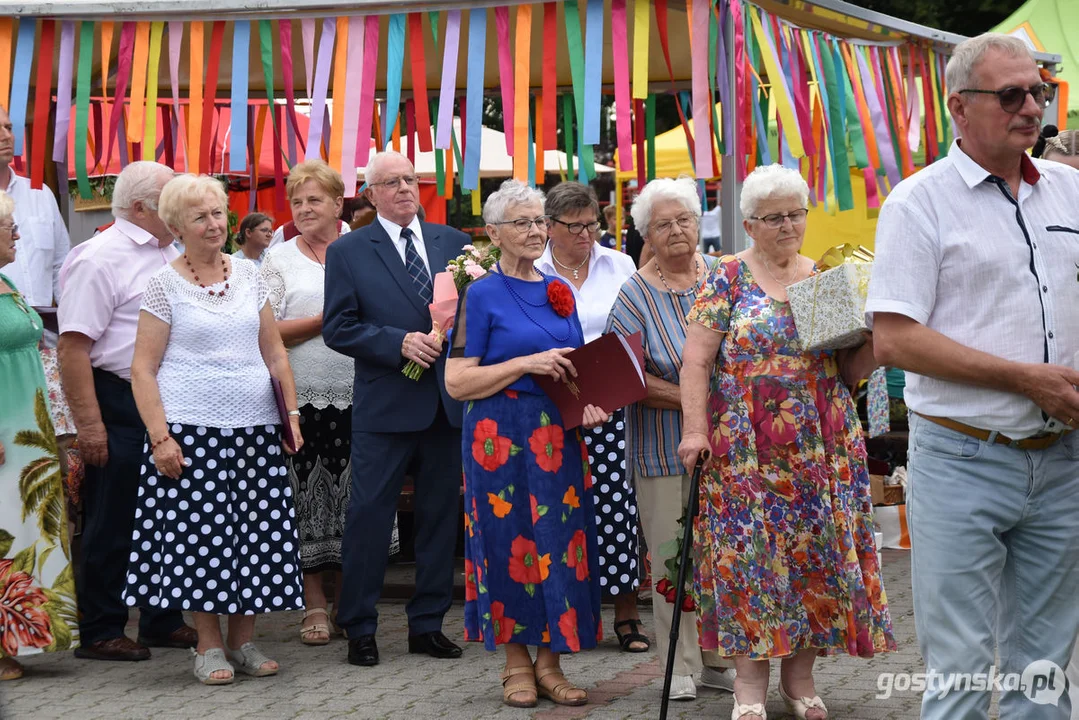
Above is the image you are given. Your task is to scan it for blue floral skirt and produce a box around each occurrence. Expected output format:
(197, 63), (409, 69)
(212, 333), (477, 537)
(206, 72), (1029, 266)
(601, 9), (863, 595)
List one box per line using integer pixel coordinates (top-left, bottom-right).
(462, 389), (602, 652)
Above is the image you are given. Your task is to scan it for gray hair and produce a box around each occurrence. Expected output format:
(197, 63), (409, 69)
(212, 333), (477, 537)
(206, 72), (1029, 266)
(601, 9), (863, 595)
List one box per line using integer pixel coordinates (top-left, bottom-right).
(544, 182), (600, 221)
(630, 176), (700, 234)
(365, 150), (414, 184)
(111, 161), (175, 220)
(0, 190), (13, 221)
(482, 180), (546, 224)
(739, 164), (809, 218)
(945, 33), (1034, 94)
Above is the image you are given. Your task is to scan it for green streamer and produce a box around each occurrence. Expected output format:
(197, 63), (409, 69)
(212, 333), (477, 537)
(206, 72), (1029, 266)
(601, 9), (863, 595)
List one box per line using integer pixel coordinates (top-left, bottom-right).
(562, 0), (594, 181)
(74, 21), (94, 199)
(562, 93), (576, 182)
(259, 20), (276, 107)
(817, 34), (853, 211)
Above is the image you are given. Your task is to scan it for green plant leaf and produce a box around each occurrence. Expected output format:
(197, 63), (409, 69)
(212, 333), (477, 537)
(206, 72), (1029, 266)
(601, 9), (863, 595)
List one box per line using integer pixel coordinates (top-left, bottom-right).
(513, 622), (527, 635)
(467, 401), (474, 413)
(561, 511), (567, 523)
(561, 551), (568, 564)
(44, 602), (73, 652)
(540, 412), (551, 427)
(536, 505), (548, 517)
(11, 542), (36, 576)
(507, 484), (515, 496)
(52, 563), (76, 601)
(509, 444), (522, 456)
(37, 544), (55, 576)
(524, 583), (535, 597)
(0, 529), (14, 557)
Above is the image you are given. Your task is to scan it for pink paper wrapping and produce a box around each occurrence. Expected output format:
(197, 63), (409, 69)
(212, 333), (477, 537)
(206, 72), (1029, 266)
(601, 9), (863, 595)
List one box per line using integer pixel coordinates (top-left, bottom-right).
(430, 271), (460, 331)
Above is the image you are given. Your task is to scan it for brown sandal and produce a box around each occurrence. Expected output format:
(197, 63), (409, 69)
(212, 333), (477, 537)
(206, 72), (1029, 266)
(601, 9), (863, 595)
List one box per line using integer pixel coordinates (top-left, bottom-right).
(501, 665), (538, 708)
(301, 608), (331, 646)
(0, 658), (24, 681)
(535, 665), (587, 706)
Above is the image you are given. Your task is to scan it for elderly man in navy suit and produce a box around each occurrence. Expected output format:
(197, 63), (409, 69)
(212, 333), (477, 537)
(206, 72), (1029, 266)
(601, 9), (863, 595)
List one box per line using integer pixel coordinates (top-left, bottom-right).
(324, 151), (468, 667)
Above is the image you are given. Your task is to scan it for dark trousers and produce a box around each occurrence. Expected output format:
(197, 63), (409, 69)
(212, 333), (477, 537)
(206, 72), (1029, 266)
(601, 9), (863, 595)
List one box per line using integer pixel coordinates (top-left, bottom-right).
(77, 369), (185, 646)
(338, 407), (462, 637)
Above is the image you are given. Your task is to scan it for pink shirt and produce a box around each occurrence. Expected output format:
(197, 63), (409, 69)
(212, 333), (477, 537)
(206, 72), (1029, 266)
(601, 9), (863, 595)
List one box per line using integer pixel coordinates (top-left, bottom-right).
(58, 218), (179, 380)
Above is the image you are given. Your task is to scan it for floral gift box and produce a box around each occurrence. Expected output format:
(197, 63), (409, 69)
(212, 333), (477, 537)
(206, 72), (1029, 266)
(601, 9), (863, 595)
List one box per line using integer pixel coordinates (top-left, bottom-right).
(787, 245), (873, 352)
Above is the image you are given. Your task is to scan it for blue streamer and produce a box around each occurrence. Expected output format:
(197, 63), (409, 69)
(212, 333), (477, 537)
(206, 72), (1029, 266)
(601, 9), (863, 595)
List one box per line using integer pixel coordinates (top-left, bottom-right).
(384, 14), (406, 147)
(527, 113), (536, 187)
(229, 21), (251, 173)
(463, 9), (486, 191)
(582, 0), (604, 146)
(9, 20), (35, 156)
(750, 80), (772, 165)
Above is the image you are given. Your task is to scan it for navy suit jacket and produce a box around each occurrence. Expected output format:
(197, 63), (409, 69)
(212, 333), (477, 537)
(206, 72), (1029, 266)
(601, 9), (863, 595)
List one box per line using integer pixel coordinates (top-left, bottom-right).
(323, 219), (468, 433)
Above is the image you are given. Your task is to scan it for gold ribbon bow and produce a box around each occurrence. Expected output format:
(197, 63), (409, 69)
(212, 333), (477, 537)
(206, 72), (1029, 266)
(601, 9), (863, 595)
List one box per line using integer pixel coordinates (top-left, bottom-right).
(817, 244), (874, 272)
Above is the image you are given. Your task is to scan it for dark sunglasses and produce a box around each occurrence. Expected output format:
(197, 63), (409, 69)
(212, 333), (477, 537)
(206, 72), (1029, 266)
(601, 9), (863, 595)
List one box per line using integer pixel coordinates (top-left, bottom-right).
(958, 83), (1056, 113)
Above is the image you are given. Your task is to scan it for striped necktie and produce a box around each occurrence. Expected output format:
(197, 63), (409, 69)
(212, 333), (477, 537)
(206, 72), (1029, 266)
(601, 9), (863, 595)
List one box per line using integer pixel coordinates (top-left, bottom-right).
(401, 227), (432, 303)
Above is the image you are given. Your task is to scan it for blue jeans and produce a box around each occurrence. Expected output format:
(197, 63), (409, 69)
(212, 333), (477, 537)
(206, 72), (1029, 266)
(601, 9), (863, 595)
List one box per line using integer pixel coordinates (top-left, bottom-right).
(908, 414), (1079, 719)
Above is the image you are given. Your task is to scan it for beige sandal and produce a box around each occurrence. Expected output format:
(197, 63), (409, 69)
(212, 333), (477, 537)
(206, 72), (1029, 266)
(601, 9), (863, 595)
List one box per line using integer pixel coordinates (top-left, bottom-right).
(301, 608), (331, 646)
(535, 665), (587, 706)
(501, 665), (538, 708)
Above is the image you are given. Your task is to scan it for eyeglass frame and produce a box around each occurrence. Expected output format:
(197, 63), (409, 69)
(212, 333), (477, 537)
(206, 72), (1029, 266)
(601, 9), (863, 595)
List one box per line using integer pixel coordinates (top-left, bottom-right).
(650, 213), (699, 236)
(747, 208), (809, 229)
(489, 216), (550, 233)
(957, 83), (1056, 114)
(368, 175), (420, 190)
(547, 217), (602, 236)
(0, 222), (18, 236)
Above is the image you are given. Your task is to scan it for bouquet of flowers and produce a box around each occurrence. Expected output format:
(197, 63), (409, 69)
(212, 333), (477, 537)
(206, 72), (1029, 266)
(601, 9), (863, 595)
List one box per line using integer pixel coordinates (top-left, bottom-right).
(402, 242), (502, 380)
(655, 514), (697, 612)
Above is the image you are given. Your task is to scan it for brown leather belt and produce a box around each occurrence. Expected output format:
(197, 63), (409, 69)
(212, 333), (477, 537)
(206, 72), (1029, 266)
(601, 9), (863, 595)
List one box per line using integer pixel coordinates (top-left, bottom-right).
(914, 413), (1067, 451)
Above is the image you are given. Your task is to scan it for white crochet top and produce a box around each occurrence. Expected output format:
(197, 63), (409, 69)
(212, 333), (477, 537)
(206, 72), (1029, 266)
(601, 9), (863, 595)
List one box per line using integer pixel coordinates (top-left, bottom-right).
(140, 258), (279, 428)
(260, 242), (353, 410)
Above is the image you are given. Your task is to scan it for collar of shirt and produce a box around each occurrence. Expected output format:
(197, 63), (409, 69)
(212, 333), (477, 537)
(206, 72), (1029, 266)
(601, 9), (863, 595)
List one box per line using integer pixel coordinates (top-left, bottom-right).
(113, 217), (162, 247)
(535, 240), (609, 277)
(377, 213), (424, 245)
(0, 169), (24, 193)
(950, 139), (1042, 190)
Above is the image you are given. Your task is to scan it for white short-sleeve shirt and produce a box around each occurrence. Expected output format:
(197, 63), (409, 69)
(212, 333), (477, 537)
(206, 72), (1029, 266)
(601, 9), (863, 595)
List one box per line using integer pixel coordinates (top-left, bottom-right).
(535, 241), (637, 344)
(866, 140), (1079, 437)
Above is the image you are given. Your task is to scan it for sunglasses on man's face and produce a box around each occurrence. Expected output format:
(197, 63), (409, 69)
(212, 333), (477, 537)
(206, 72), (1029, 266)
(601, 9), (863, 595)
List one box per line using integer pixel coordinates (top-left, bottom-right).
(958, 82), (1056, 114)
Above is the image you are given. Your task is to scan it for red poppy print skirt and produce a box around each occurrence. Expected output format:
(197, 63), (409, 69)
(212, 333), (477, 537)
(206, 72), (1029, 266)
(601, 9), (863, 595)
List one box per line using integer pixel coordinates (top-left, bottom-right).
(462, 389), (602, 652)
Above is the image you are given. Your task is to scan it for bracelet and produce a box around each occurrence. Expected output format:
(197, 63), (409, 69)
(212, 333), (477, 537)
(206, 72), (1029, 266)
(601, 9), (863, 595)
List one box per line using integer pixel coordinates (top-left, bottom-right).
(150, 435), (172, 451)
(287, 410), (300, 417)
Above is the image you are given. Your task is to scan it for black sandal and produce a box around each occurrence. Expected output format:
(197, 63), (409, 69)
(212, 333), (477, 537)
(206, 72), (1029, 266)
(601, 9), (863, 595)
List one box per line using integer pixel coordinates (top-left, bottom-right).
(613, 619), (651, 653)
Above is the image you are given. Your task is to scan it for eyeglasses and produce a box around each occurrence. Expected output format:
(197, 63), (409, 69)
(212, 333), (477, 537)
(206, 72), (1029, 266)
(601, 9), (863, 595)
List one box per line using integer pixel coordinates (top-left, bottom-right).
(0, 223), (18, 236)
(369, 175), (419, 189)
(748, 208), (809, 229)
(491, 216), (549, 233)
(548, 217), (601, 235)
(651, 214), (698, 236)
(958, 83), (1056, 113)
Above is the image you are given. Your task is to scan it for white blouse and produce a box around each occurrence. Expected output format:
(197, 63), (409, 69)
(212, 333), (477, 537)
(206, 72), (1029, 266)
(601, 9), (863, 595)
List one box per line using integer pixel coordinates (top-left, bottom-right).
(140, 258), (279, 428)
(260, 242), (353, 410)
(535, 242), (638, 343)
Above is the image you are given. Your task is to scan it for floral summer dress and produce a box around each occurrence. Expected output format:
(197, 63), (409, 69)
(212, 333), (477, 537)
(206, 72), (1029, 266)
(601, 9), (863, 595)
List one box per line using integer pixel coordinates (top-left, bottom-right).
(686, 256), (895, 660)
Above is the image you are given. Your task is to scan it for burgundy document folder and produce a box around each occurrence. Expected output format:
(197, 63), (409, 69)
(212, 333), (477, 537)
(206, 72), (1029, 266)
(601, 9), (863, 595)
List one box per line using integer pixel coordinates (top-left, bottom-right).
(270, 376), (297, 452)
(533, 332), (647, 430)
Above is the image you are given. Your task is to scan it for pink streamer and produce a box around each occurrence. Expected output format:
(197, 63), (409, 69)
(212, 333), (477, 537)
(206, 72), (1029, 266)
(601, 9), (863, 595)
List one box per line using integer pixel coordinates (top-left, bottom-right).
(52, 22), (75, 163)
(863, 46), (900, 190)
(355, 15), (380, 166)
(731, 0), (747, 181)
(168, 22), (187, 169)
(341, 16), (365, 197)
(611, 0), (633, 172)
(305, 19), (336, 161)
(864, 167), (880, 209)
(301, 19), (316, 100)
(788, 28), (816, 157)
(494, 6), (514, 154)
(436, 10), (462, 150)
(902, 46), (920, 154)
(690, 0), (711, 177)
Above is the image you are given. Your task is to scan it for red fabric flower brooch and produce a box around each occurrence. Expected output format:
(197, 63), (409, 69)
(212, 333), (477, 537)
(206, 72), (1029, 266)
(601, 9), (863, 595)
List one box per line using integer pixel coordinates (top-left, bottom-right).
(546, 279), (575, 317)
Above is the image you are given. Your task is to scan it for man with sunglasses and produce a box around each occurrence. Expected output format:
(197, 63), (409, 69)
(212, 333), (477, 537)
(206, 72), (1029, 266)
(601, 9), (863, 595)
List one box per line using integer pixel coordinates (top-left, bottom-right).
(323, 151), (469, 668)
(868, 33), (1079, 720)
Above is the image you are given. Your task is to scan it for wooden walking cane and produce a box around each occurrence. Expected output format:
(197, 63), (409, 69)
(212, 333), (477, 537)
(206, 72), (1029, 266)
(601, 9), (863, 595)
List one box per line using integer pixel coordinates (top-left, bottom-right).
(659, 448), (710, 720)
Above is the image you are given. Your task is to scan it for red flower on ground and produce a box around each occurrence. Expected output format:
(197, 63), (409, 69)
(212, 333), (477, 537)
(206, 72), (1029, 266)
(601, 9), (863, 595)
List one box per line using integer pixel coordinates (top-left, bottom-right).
(558, 607), (581, 652)
(464, 558), (478, 601)
(566, 530), (589, 581)
(529, 424), (565, 473)
(490, 601), (517, 644)
(508, 536), (544, 586)
(0, 560), (53, 656)
(547, 279), (576, 317)
(472, 419), (514, 472)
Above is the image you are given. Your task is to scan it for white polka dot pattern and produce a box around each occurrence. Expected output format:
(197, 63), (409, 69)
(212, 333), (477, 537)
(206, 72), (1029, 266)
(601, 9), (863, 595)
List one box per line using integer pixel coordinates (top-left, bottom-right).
(582, 409), (639, 595)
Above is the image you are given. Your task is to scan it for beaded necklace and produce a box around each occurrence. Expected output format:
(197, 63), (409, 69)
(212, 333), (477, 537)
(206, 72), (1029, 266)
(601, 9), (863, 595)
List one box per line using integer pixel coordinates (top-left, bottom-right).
(495, 263), (572, 343)
(184, 253), (230, 296)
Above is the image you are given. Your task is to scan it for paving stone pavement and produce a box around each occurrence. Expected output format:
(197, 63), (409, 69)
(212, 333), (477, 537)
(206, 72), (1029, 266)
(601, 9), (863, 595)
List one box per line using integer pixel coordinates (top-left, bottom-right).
(1, 550), (927, 720)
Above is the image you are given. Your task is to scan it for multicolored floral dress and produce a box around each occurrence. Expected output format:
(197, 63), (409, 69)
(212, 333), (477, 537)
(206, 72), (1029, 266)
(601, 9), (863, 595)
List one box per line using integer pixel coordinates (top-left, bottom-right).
(686, 257), (894, 660)
(452, 272), (602, 652)
(0, 276), (78, 659)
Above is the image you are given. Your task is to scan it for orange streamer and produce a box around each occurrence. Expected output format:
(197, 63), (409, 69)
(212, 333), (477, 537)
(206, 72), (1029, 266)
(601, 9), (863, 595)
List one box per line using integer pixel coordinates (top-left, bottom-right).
(127, 21), (150, 142)
(0, 19), (12, 111)
(188, 22), (204, 175)
(330, 17), (348, 173)
(512, 4), (532, 182)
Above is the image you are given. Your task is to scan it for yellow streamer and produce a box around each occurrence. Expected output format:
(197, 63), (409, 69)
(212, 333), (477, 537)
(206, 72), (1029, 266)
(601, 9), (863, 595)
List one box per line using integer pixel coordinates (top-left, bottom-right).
(749, 9), (804, 158)
(144, 22), (163, 154)
(330, 17), (348, 174)
(128, 21), (150, 143)
(471, 187), (481, 216)
(929, 51), (945, 147)
(632, 0), (650, 100)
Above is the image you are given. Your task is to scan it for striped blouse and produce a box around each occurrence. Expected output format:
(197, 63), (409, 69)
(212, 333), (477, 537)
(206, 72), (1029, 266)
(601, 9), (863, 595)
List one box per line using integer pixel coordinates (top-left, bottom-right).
(605, 256), (719, 478)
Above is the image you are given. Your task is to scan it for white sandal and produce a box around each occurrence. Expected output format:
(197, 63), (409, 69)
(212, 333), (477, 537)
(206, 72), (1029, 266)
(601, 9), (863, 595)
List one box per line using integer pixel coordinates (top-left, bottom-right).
(301, 607), (331, 645)
(228, 642), (278, 677)
(731, 694), (767, 720)
(779, 683), (827, 719)
(193, 648), (234, 685)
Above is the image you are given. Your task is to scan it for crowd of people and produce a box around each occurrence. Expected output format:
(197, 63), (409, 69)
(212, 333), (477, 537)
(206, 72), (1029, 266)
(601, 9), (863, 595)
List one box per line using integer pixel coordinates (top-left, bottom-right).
(0, 30), (1077, 720)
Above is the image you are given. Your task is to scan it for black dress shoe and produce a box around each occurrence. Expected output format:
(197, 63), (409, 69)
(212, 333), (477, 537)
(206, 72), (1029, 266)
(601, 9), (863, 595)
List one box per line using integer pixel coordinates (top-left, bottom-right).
(73, 637), (151, 662)
(137, 624), (198, 649)
(407, 631), (463, 659)
(348, 634), (379, 666)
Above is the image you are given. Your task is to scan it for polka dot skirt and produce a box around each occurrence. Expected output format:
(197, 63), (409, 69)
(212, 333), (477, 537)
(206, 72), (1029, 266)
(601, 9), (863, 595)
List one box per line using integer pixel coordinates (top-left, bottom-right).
(122, 424), (304, 615)
(583, 409), (640, 595)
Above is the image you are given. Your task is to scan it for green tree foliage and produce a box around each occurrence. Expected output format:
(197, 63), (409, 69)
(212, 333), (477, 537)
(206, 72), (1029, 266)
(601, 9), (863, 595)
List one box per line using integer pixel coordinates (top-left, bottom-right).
(846, 0), (1023, 36)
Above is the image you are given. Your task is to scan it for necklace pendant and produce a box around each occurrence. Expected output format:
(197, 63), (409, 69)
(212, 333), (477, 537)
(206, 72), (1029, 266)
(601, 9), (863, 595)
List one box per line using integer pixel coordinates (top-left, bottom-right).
(573, 270), (579, 280)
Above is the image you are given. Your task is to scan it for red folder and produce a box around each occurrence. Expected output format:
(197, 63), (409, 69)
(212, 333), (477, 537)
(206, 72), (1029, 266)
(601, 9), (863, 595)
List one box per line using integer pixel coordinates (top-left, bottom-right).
(533, 331), (647, 430)
(270, 376), (298, 452)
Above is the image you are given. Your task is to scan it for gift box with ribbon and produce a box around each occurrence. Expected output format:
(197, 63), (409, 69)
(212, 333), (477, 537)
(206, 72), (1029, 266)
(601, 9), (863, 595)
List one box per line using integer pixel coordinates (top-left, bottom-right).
(787, 244), (874, 351)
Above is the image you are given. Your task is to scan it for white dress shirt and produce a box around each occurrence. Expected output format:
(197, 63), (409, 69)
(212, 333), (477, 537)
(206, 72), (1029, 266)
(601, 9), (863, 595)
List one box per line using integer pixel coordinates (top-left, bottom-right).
(378, 214), (431, 275)
(535, 241), (637, 344)
(2, 171), (71, 305)
(867, 140), (1079, 438)
(58, 218), (179, 380)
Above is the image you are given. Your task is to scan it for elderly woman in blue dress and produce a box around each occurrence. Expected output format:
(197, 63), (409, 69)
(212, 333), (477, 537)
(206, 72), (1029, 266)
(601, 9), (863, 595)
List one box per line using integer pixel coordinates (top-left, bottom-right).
(446, 180), (610, 708)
